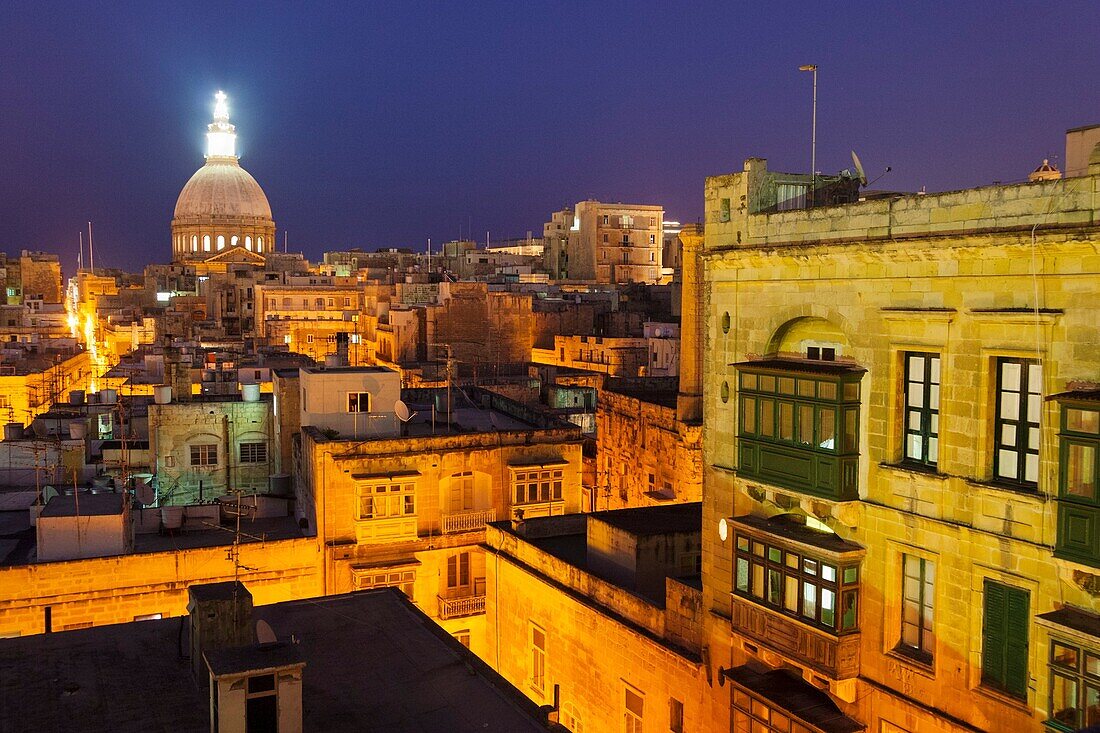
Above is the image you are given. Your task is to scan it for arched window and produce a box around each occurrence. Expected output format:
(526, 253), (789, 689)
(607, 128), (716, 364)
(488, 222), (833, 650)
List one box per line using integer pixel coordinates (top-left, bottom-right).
(231, 235), (239, 248)
(245, 236), (252, 250)
(216, 235), (225, 250)
(203, 235), (211, 252)
(191, 235), (198, 251)
(257, 236), (264, 251)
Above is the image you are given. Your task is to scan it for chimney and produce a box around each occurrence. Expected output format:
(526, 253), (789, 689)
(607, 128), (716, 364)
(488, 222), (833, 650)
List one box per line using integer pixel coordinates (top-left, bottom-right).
(187, 581), (253, 685)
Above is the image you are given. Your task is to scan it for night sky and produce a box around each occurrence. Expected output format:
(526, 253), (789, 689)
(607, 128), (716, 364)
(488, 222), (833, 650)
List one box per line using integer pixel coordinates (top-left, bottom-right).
(1, 1), (1097, 271)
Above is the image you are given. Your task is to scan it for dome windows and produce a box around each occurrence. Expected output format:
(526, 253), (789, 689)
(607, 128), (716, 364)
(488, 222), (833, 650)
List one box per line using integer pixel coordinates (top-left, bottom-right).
(217, 235), (225, 250)
(257, 236), (264, 251)
(245, 236), (253, 250)
(191, 236), (198, 251)
(203, 235), (211, 252)
(231, 235), (239, 248)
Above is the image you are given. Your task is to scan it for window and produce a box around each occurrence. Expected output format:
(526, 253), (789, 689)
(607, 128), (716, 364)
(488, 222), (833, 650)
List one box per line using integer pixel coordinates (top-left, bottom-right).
(190, 444), (218, 467)
(776, 183), (807, 211)
(994, 358), (1042, 487)
(737, 365), (863, 500)
(981, 579), (1029, 699)
(1048, 640), (1100, 730)
(734, 533), (859, 633)
(530, 624), (546, 694)
(355, 568), (415, 597)
(649, 234), (656, 244)
(447, 551), (471, 589)
(513, 468), (564, 504)
(245, 674), (278, 733)
(306, 334), (314, 343)
(732, 688), (801, 733)
(719, 198), (731, 222)
(343, 297), (351, 307)
(669, 697), (684, 733)
(453, 630), (471, 648)
(562, 703), (583, 732)
(348, 392), (371, 413)
(1055, 403), (1100, 566)
(898, 555), (934, 663)
(239, 442), (267, 464)
(623, 685), (644, 733)
(903, 352), (940, 467)
(358, 481), (416, 519)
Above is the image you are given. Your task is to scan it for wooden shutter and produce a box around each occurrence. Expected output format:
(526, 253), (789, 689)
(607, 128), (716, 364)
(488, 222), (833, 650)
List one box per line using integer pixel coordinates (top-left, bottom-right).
(982, 580), (1030, 699)
(982, 580), (1007, 689)
(1005, 585), (1030, 698)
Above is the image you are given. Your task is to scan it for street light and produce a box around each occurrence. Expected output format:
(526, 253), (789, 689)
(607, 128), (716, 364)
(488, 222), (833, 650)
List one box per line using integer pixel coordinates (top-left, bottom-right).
(799, 64), (818, 207)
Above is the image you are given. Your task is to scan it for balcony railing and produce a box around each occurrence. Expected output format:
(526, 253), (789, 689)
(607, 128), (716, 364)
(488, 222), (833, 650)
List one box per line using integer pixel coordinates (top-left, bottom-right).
(438, 593), (486, 620)
(441, 508), (496, 534)
(730, 595), (860, 680)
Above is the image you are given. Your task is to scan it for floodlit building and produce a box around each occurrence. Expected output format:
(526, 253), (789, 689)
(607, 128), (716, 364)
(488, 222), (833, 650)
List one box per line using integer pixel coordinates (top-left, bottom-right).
(700, 144), (1100, 731)
(294, 366), (586, 655)
(484, 504), (708, 732)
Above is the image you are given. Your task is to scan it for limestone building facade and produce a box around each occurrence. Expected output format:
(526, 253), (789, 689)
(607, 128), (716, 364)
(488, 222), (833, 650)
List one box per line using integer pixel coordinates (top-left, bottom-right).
(700, 152), (1100, 731)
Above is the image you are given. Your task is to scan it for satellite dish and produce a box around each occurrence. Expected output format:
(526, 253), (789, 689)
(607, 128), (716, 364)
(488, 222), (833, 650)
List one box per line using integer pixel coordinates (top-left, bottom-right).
(394, 400), (417, 423)
(135, 479), (155, 505)
(42, 485), (59, 504)
(850, 150), (868, 186)
(256, 619), (277, 644)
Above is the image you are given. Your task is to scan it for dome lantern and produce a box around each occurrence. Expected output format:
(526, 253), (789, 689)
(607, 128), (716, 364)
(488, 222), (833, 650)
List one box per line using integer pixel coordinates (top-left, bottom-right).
(206, 90), (237, 159)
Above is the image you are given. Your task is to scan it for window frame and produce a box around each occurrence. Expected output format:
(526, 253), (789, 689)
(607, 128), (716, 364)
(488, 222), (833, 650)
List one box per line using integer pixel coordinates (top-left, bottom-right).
(357, 481), (416, 520)
(733, 531), (860, 634)
(530, 623), (547, 695)
(347, 391), (371, 413)
(897, 554), (935, 664)
(993, 357), (1042, 488)
(238, 441), (267, 464)
(512, 467), (564, 506)
(902, 352), (941, 468)
(1047, 639), (1100, 731)
(623, 683), (644, 733)
(189, 443), (218, 467)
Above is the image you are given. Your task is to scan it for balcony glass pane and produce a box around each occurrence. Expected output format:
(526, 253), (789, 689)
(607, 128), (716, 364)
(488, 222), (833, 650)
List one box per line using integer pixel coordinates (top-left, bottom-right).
(1069, 440), (1095, 497)
(798, 404), (814, 445)
(779, 403), (794, 441)
(802, 582), (817, 620)
(760, 401), (774, 437)
(1001, 361), (1021, 391)
(784, 576), (799, 612)
(819, 382), (837, 400)
(821, 588), (836, 627)
(819, 408), (836, 450)
(736, 558), (749, 592)
(1067, 409), (1100, 434)
(1051, 674), (1078, 729)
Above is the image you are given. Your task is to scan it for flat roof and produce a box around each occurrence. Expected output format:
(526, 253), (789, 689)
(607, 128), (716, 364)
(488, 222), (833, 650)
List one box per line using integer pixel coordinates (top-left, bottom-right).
(300, 365), (396, 375)
(590, 502), (702, 536)
(40, 493), (125, 518)
(0, 588), (550, 732)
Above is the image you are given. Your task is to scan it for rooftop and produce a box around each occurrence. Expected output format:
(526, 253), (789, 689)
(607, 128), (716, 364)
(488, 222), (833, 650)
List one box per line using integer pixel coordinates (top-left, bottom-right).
(40, 493), (125, 518)
(591, 502), (702, 536)
(0, 588), (551, 732)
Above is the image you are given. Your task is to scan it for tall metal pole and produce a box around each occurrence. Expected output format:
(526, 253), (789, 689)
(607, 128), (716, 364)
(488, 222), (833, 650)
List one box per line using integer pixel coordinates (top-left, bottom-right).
(799, 64), (818, 207)
(811, 67), (817, 205)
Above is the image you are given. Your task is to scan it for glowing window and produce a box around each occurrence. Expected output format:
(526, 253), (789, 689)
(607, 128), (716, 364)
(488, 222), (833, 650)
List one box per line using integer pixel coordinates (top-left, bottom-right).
(216, 235), (225, 250)
(191, 235), (198, 251)
(203, 235), (211, 252)
(257, 236), (264, 250)
(231, 235), (239, 247)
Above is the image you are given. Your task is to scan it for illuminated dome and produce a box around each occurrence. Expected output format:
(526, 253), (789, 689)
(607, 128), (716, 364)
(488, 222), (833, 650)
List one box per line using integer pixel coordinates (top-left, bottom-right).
(174, 159), (272, 220)
(171, 91), (275, 262)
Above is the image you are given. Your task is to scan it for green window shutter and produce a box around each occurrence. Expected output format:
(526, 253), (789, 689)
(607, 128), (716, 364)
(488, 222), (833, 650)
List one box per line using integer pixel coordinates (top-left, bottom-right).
(982, 580), (1006, 687)
(1004, 586), (1030, 698)
(982, 580), (1030, 699)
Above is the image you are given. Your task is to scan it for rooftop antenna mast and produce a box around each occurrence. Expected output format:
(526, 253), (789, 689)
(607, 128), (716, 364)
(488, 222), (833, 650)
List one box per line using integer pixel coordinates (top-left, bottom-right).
(284, 230), (288, 253)
(87, 221), (95, 272)
(78, 231), (84, 271)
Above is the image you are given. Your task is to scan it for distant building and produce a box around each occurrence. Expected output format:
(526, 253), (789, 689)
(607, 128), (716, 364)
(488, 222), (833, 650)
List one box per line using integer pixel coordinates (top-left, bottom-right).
(542, 201), (664, 283)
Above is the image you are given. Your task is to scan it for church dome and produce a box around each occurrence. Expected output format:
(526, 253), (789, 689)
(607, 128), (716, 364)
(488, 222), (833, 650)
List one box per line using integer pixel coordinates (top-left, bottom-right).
(171, 91), (276, 263)
(174, 158), (273, 220)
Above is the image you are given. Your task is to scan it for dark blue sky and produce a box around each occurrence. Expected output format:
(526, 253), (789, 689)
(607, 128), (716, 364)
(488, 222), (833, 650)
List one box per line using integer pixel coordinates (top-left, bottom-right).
(1, 1), (1097, 271)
